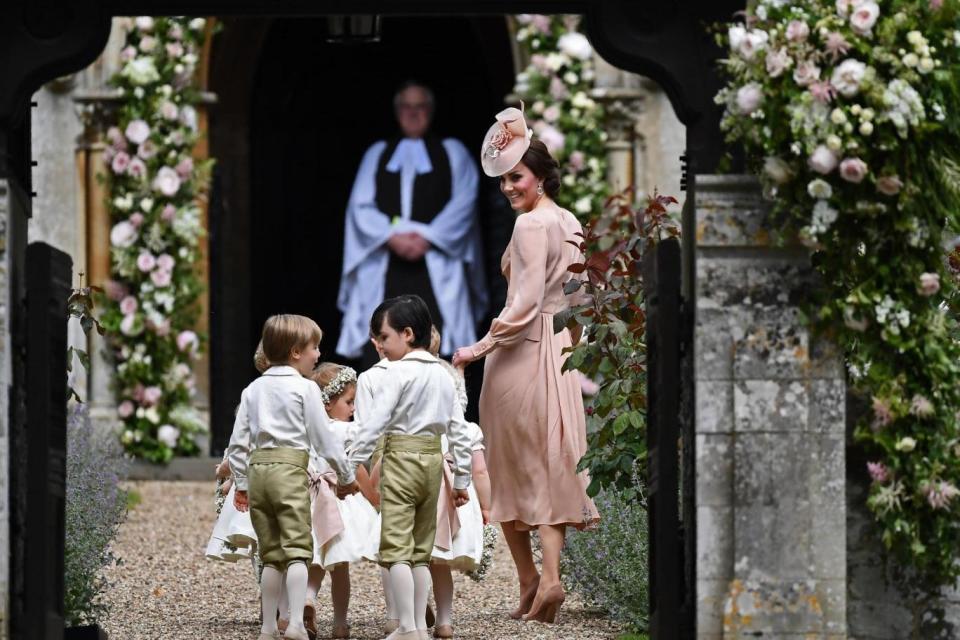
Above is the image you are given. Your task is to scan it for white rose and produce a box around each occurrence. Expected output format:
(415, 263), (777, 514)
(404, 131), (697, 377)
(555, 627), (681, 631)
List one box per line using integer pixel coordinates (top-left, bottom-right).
(919, 272), (941, 296)
(736, 83), (763, 115)
(859, 121), (874, 135)
(153, 166), (182, 197)
(895, 437), (917, 452)
(902, 52), (919, 67)
(563, 71), (579, 85)
(145, 407), (161, 425)
(574, 196), (592, 214)
(728, 25), (746, 53)
(558, 32), (593, 60)
(808, 145), (839, 174)
(918, 57), (935, 73)
(826, 135), (843, 151)
(807, 178), (833, 199)
(125, 119), (150, 145)
(545, 52), (566, 71)
(140, 197), (154, 212)
(850, 1), (880, 36)
(157, 424), (181, 448)
(738, 29), (769, 61)
(110, 221), (138, 248)
(763, 157), (792, 184)
(121, 56), (160, 85)
(830, 108), (847, 124)
(180, 105), (198, 131)
(189, 18), (207, 31)
(134, 16), (155, 32)
(831, 59), (867, 97)
(839, 157), (869, 183)
(793, 61), (821, 87)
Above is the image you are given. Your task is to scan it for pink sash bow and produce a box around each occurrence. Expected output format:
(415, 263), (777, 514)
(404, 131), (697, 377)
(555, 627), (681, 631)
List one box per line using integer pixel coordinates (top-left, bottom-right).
(434, 455), (462, 551)
(309, 470), (345, 547)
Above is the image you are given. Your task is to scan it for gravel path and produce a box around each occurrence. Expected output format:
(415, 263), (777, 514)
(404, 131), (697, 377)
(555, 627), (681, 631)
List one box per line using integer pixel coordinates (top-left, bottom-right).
(101, 482), (624, 639)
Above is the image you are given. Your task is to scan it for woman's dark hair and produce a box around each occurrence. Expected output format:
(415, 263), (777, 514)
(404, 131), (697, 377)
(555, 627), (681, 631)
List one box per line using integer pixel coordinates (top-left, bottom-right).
(520, 138), (561, 199)
(370, 295), (433, 349)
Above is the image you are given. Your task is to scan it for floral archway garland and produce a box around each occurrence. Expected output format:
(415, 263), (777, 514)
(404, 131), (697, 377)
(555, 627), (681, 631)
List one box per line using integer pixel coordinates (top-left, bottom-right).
(512, 15), (609, 221)
(718, 0), (960, 591)
(99, 16), (212, 463)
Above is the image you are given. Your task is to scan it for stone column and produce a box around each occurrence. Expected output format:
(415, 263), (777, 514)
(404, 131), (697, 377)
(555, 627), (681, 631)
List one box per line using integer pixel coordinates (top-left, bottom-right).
(694, 175), (847, 639)
(591, 86), (644, 193)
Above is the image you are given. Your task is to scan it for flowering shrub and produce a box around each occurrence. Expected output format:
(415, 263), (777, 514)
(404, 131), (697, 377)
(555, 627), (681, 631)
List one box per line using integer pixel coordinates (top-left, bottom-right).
(65, 403), (128, 625)
(716, 1), (960, 590)
(513, 15), (609, 220)
(562, 473), (650, 632)
(99, 16), (212, 462)
(560, 190), (680, 497)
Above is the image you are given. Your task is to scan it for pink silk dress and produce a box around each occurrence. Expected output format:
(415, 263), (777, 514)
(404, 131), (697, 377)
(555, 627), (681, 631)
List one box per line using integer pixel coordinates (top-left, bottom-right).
(471, 205), (600, 531)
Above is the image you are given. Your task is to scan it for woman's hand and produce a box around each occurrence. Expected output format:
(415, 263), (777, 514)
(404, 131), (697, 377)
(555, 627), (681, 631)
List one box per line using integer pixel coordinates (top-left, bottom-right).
(452, 346), (475, 369)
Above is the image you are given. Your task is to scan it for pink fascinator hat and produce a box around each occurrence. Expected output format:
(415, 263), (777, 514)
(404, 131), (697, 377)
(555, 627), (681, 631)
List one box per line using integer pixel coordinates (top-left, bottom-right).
(480, 104), (533, 177)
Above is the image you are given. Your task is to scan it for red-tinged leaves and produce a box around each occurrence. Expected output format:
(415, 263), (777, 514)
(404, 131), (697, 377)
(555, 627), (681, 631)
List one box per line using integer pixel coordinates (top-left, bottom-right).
(568, 263), (587, 274)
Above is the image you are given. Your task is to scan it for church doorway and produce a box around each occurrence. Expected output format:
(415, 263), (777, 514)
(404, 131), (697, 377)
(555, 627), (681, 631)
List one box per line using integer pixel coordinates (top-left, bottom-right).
(208, 16), (517, 452)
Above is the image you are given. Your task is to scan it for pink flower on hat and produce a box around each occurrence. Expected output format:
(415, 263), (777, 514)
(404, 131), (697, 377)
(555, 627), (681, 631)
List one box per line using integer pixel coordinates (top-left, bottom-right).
(488, 126), (512, 154)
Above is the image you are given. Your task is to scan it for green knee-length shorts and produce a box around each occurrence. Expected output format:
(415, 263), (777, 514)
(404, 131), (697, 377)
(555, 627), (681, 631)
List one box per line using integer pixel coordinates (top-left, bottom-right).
(379, 434), (443, 568)
(248, 448), (313, 570)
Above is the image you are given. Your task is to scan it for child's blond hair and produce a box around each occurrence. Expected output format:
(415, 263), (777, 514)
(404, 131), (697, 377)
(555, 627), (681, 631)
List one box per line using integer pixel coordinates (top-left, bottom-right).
(253, 340), (270, 373)
(428, 325), (441, 357)
(261, 314), (322, 364)
(310, 362), (358, 405)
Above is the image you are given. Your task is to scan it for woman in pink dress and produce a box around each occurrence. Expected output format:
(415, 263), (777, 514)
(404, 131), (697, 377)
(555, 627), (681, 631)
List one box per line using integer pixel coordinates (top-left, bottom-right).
(453, 106), (599, 624)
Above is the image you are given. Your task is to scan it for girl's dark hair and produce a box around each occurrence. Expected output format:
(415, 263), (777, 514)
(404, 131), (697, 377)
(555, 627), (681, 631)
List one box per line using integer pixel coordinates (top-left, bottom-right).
(370, 295), (433, 349)
(520, 138), (561, 199)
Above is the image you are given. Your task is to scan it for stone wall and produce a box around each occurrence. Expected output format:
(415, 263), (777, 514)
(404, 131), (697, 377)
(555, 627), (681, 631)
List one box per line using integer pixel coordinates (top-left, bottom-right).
(694, 175), (847, 639)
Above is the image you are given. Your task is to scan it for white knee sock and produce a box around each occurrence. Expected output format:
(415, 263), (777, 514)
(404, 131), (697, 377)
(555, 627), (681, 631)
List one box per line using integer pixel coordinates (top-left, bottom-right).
(430, 564), (454, 627)
(285, 562), (309, 633)
(307, 565), (325, 604)
(260, 567), (283, 635)
(388, 563), (416, 633)
(412, 565), (433, 631)
(381, 566), (398, 619)
(331, 565), (351, 627)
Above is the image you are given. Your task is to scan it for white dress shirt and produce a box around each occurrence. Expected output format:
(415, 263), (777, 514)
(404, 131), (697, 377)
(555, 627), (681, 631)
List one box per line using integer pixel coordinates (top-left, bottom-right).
(348, 351), (473, 489)
(227, 366), (356, 490)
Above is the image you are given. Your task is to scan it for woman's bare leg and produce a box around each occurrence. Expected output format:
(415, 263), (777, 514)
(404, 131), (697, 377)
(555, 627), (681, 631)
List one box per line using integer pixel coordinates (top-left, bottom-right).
(500, 521), (540, 619)
(523, 524), (566, 623)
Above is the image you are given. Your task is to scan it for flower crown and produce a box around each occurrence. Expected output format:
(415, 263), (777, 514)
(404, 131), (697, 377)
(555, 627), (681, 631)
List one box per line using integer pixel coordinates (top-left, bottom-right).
(320, 366), (357, 405)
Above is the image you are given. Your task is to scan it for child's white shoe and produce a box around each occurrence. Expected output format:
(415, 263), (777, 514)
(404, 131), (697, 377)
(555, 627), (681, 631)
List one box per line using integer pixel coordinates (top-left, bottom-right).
(282, 623), (310, 640)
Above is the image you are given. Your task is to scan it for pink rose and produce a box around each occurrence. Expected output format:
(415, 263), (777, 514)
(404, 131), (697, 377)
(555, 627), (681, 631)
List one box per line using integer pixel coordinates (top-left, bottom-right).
(110, 221), (138, 248)
(177, 330), (200, 354)
(549, 76), (569, 101)
(793, 61), (821, 87)
(736, 83), (763, 115)
(530, 14), (552, 34)
(530, 54), (549, 72)
(120, 45), (137, 62)
(850, 1), (880, 36)
(168, 23), (184, 40)
(125, 119), (150, 145)
(128, 212), (144, 228)
(105, 280), (128, 301)
(132, 383), (145, 403)
(876, 175), (903, 196)
(808, 145), (839, 175)
(127, 157), (147, 179)
(118, 400), (135, 419)
(569, 151), (586, 171)
(111, 151), (131, 175)
(157, 254), (176, 271)
(836, 0), (855, 17)
(535, 123), (565, 154)
(785, 20), (810, 43)
(120, 295), (138, 315)
(919, 272), (941, 296)
(165, 42), (184, 58)
(765, 48), (792, 78)
(169, 130), (186, 147)
(137, 251), (157, 272)
(106, 126), (126, 149)
(137, 140), (158, 159)
(866, 461), (889, 484)
(161, 204), (177, 222)
(175, 156), (194, 179)
(142, 385), (162, 406)
(151, 268), (172, 287)
(153, 166), (181, 196)
(153, 318), (171, 336)
(839, 157), (868, 183)
(160, 101), (179, 121)
(138, 35), (157, 52)
(542, 105), (561, 123)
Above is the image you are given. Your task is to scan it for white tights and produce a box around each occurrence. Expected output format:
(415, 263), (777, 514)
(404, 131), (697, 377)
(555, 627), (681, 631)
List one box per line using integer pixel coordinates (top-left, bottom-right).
(388, 563), (432, 633)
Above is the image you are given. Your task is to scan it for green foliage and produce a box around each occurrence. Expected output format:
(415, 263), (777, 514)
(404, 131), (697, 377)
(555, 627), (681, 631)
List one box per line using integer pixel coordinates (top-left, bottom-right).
(100, 17), (212, 462)
(560, 190), (680, 497)
(717, 0), (960, 595)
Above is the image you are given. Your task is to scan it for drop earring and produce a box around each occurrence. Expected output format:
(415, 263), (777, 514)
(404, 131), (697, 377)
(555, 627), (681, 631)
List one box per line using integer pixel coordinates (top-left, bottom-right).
(536, 183), (544, 195)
